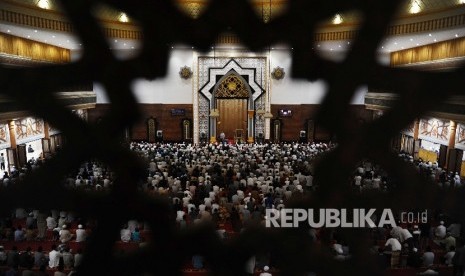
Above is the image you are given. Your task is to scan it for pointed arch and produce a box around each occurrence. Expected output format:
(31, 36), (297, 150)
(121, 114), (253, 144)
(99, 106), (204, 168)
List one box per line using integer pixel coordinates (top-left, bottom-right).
(213, 70), (251, 99)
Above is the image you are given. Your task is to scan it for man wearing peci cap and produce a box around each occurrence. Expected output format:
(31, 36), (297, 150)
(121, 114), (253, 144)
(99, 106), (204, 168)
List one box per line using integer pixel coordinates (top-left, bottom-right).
(75, 224), (87, 242)
(259, 266), (272, 276)
(59, 225), (73, 243)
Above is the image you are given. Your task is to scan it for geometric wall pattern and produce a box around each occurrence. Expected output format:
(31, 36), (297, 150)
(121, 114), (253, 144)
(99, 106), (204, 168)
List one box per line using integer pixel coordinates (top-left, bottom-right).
(418, 118), (449, 144)
(195, 56), (267, 142)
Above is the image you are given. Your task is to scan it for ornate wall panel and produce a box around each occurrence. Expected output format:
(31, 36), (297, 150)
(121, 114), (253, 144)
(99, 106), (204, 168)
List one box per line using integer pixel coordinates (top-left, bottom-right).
(455, 123), (465, 150)
(195, 57), (267, 142)
(0, 123), (10, 150)
(15, 117), (45, 144)
(418, 118), (449, 145)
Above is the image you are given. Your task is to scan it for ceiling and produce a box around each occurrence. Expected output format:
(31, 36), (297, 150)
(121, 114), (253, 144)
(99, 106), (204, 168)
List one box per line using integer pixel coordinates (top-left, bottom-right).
(0, 0), (465, 57)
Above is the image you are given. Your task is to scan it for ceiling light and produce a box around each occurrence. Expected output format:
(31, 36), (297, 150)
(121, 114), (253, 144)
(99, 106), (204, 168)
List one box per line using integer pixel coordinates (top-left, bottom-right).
(394, 42), (397, 45)
(114, 40), (118, 43)
(34, 30), (38, 33)
(409, 0), (422, 14)
(434, 39), (437, 42)
(330, 48), (333, 51)
(52, 35), (55, 38)
(119, 12), (129, 23)
(27, 35), (30, 38)
(381, 46), (384, 49)
(7, 30), (10, 33)
(333, 14), (343, 24)
(410, 38), (413, 41)
(347, 42), (350, 45)
(416, 43), (419, 46)
(428, 33), (432, 36)
(37, 0), (50, 10)
(460, 0), (465, 4)
(455, 34), (459, 37)
(338, 45), (341, 48)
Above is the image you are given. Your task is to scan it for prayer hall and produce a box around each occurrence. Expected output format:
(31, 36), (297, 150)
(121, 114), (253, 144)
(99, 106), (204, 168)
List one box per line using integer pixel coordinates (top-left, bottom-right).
(1, 0), (465, 275)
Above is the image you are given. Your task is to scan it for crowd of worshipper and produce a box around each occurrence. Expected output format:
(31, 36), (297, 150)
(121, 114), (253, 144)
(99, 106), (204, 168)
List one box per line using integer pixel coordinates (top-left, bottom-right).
(0, 142), (464, 275)
(352, 152), (463, 192)
(130, 141), (334, 235)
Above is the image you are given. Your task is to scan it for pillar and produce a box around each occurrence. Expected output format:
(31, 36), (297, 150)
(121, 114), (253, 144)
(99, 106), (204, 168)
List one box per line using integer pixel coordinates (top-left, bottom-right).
(247, 110), (254, 143)
(446, 120), (457, 169)
(413, 119), (420, 140)
(8, 120), (16, 149)
(210, 117), (217, 143)
(44, 121), (50, 139)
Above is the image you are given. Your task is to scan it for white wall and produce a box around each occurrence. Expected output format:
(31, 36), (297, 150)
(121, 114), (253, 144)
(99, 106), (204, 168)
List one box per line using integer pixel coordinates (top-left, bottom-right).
(270, 49), (367, 105)
(94, 49), (193, 104)
(92, 48), (367, 105)
(131, 49), (193, 104)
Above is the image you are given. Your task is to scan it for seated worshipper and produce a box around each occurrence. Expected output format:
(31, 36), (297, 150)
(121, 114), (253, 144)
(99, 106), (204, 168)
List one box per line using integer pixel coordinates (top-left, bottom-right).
(18, 246), (33, 269)
(120, 225), (131, 242)
(62, 248), (74, 269)
(34, 246), (46, 268)
(74, 249), (83, 268)
(54, 263), (67, 276)
(385, 236), (402, 268)
(447, 222), (461, 238)
(192, 255), (204, 269)
(417, 268), (439, 275)
(131, 227), (141, 242)
(422, 246), (435, 267)
(59, 225), (73, 243)
(440, 232), (456, 251)
(25, 225), (35, 241)
(259, 265), (272, 276)
(332, 241), (347, 261)
(13, 226), (25, 241)
(0, 246), (6, 265)
(75, 224), (87, 242)
(46, 214), (57, 230)
(434, 221), (447, 246)
(407, 247), (422, 268)
(48, 244), (61, 269)
(444, 246), (455, 266)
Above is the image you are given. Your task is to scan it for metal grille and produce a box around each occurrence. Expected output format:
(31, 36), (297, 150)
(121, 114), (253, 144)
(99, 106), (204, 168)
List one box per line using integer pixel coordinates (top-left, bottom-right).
(1, 0), (464, 275)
